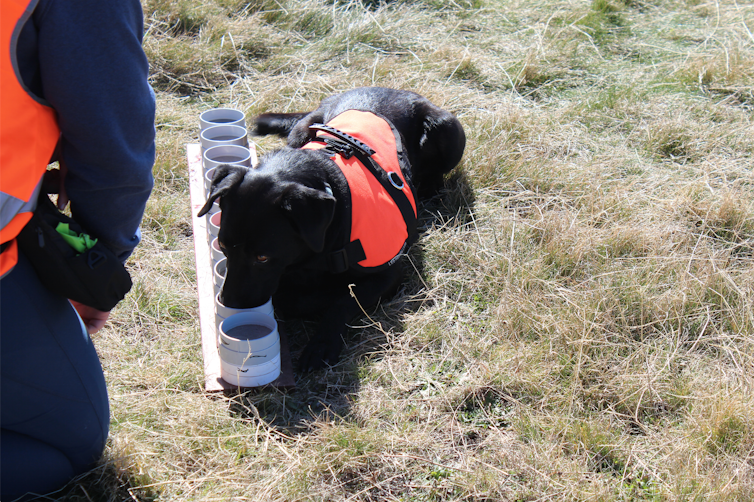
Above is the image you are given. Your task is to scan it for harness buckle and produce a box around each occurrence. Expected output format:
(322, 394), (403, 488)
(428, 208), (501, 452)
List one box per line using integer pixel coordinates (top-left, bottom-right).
(323, 138), (355, 159)
(326, 248), (350, 274)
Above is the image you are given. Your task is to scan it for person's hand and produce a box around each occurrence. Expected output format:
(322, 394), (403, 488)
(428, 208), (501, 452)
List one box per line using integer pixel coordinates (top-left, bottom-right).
(69, 300), (110, 334)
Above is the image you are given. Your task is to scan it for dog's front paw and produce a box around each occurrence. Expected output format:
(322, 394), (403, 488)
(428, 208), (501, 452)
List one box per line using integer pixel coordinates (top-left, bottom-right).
(298, 339), (343, 372)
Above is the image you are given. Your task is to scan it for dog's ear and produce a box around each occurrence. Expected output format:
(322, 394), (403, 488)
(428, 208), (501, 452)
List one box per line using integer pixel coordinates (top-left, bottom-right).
(197, 165), (247, 216)
(280, 184), (336, 253)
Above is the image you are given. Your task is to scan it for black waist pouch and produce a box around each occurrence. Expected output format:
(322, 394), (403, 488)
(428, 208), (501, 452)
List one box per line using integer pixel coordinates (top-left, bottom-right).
(16, 194), (132, 312)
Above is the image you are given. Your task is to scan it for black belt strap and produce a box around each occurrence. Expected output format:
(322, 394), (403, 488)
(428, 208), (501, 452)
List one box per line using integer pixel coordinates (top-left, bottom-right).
(310, 124), (418, 242)
(351, 148), (418, 246)
(306, 122), (418, 273)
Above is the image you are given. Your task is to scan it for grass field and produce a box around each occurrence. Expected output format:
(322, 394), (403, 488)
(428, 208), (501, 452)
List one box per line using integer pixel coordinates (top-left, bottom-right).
(55, 0), (753, 500)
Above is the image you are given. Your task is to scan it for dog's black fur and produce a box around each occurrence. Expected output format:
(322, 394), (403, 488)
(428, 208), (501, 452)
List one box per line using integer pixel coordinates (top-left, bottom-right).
(198, 87), (465, 371)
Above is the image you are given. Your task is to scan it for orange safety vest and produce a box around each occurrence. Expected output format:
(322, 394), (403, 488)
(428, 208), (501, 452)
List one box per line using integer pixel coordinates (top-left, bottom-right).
(0, 0), (60, 277)
(303, 110), (417, 269)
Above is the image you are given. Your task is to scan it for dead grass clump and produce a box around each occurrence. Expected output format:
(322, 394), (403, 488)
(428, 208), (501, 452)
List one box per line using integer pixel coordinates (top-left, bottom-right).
(644, 117), (709, 163)
(144, 34), (231, 94)
(143, 5), (283, 95)
(142, 0), (221, 36)
(696, 398), (754, 459)
(685, 191), (754, 245)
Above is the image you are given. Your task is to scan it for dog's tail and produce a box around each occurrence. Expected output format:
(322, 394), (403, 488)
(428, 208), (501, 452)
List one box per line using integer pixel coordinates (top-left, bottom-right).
(252, 112), (310, 138)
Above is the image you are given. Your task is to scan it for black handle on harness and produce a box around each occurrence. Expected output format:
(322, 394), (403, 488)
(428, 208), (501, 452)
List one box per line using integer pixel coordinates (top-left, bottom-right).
(309, 123), (376, 157)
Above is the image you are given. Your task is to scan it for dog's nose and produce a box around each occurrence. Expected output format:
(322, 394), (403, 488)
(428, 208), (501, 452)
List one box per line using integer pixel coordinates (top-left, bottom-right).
(220, 280), (271, 310)
(219, 288), (248, 309)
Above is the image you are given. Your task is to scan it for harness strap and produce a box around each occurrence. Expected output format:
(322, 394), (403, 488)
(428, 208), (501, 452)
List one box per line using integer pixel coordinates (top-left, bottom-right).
(303, 238), (367, 274)
(307, 122), (418, 273)
(350, 147), (418, 246)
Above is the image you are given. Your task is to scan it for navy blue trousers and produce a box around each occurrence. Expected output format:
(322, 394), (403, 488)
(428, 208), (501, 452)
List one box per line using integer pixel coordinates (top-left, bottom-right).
(1, 251), (109, 501)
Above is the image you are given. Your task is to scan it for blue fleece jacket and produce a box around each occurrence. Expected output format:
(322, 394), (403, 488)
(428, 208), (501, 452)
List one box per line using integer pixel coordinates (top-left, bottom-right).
(15, 0), (156, 261)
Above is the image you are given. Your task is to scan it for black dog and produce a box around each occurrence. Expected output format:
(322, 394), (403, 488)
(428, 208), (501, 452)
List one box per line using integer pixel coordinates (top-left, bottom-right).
(198, 87), (465, 371)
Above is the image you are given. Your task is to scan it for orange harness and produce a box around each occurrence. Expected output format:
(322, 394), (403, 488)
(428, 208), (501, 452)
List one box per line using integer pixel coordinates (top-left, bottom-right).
(1, 0), (60, 277)
(302, 110), (417, 272)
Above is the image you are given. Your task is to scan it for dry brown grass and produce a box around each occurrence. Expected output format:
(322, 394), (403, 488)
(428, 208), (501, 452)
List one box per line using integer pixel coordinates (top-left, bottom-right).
(44, 0), (754, 500)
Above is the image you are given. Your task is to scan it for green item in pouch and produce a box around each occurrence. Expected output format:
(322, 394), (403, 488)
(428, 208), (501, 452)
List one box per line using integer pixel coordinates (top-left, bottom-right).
(55, 223), (98, 254)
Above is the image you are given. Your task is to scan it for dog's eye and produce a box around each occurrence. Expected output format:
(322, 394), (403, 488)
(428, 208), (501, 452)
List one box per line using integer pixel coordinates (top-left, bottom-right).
(256, 255), (269, 263)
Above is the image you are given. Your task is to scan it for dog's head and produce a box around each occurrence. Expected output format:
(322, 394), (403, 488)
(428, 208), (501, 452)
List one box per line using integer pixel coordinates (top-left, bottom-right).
(197, 150), (337, 309)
